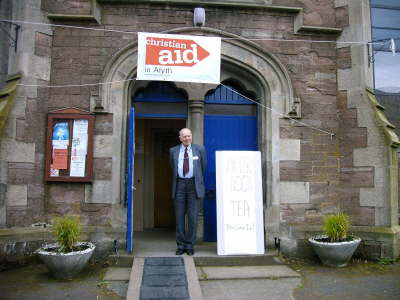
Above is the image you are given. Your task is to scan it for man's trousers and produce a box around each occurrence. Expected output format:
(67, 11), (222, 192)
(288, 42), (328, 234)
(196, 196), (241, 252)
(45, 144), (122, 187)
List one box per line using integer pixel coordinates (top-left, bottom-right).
(174, 178), (199, 251)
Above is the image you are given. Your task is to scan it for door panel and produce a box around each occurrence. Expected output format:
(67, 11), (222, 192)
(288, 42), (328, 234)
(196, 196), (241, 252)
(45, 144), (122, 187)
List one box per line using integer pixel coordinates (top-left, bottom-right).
(126, 108), (135, 252)
(203, 115), (257, 242)
(154, 130), (178, 228)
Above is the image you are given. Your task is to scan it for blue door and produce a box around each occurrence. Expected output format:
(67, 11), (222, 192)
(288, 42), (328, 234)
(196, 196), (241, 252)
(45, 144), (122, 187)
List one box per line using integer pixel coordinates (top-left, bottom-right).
(203, 85), (258, 242)
(126, 108), (135, 252)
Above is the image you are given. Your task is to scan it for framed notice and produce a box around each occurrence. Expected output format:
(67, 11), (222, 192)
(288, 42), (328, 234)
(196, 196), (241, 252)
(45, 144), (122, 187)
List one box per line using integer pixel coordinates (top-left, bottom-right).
(45, 108), (94, 182)
(216, 151), (265, 255)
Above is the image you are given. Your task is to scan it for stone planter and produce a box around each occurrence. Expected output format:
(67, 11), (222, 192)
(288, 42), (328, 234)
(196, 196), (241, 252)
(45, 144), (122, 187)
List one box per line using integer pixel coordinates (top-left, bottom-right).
(36, 242), (95, 279)
(309, 235), (361, 267)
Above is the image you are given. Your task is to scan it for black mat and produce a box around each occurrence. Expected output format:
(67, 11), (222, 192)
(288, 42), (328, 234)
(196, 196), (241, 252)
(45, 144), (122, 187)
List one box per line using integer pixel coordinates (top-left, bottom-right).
(140, 257), (189, 300)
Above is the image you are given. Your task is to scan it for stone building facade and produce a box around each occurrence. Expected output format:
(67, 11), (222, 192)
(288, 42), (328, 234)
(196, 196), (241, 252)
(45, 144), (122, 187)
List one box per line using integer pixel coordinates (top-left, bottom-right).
(0, 0), (399, 260)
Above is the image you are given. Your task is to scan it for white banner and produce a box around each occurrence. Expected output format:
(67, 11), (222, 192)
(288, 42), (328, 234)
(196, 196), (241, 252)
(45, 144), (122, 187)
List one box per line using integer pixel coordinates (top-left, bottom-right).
(216, 151), (264, 255)
(137, 32), (221, 84)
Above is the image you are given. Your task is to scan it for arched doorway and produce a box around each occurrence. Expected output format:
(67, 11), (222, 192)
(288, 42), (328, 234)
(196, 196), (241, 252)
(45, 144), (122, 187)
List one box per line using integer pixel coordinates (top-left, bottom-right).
(131, 81), (187, 230)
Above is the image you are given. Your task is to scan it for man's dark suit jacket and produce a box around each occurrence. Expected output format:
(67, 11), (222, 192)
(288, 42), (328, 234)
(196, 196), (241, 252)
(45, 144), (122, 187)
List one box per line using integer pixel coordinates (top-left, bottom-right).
(169, 144), (207, 199)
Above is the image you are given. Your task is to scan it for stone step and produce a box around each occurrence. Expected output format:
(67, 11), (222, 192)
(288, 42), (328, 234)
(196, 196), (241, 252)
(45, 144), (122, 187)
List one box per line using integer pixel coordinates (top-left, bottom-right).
(196, 265), (300, 281)
(108, 252), (134, 267)
(104, 267), (131, 281)
(194, 251), (281, 267)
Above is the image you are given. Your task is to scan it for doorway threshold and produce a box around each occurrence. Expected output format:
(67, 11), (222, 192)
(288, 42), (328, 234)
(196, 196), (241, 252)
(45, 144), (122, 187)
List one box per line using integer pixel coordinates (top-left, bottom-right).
(130, 228), (277, 259)
(132, 228), (218, 257)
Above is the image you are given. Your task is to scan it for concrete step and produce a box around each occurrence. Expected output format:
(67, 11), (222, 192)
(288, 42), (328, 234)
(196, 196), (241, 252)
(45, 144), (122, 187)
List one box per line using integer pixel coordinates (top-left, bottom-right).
(194, 250), (281, 267)
(104, 267), (131, 281)
(196, 265), (300, 281)
(108, 251), (134, 267)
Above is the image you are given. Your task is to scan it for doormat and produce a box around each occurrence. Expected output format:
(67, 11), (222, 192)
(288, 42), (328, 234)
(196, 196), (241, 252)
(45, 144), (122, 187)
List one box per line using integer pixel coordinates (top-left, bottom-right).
(140, 257), (189, 300)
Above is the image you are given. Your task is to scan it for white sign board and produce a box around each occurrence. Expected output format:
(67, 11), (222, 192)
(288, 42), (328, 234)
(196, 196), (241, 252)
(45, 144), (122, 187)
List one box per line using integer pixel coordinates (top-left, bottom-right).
(216, 151), (264, 255)
(137, 32), (221, 84)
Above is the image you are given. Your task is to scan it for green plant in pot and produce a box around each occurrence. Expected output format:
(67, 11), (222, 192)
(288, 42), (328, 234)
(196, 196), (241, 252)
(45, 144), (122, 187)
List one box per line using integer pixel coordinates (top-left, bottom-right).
(309, 212), (361, 267)
(36, 215), (96, 279)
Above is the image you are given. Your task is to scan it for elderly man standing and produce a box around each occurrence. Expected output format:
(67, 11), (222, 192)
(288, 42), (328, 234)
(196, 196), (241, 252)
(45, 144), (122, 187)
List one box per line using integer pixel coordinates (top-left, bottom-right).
(169, 128), (207, 255)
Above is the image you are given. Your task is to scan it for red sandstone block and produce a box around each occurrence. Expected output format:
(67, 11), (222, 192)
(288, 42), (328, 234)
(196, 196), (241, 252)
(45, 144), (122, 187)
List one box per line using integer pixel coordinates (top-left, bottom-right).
(28, 183), (45, 200)
(343, 127), (368, 148)
(312, 133), (338, 145)
(340, 167), (374, 187)
(81, 75), (101, 85)
(280, 161), (313, 180)
(326, 156), (339, 167)
(7, 163), (36, 185)
(313, 166), (339, 175)
(80, 204), (112, 226)
(6, 206), (32, 227)
(312, 144), (337, 152)
(89, 48), (115, 56)
(337, 91), (348, 108)
(301, 150), (325, 162)
(88, 55), (109, 66)
(52, 70), (81, 85)
(70, 27), (106, 37)
(83, 65), (104, 76)
(311, 43), (337, 57)
(280, 127), (313, 139)
(336, 6), (349, 28)
(337, 47), (352, 69)
(52, 35), (80, 47)
(80, 36), (108, 48)
(42, 0), (91, 15)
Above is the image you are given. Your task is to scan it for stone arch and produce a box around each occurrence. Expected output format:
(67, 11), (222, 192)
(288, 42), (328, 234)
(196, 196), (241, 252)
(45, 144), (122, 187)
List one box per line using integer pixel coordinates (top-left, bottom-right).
(96, 27), (299, 241)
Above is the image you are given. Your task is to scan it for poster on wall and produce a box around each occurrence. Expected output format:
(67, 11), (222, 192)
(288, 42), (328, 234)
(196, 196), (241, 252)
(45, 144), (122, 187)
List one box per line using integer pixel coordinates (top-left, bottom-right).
(52, 149), (68, 170)
(137, 32), (221, 84)
(216, 151), (264, 255)
(52, 122), (69, 149)
(69, 119), (88, 177)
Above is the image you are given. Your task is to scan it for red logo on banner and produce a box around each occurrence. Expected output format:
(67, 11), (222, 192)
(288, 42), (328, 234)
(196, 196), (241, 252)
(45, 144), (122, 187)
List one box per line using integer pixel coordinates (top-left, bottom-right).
(145, 37), (210, 67)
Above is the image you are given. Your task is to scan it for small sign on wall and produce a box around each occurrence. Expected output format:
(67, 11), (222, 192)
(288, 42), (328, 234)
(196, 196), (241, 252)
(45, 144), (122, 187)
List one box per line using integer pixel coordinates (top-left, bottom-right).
(216, 151), (265, 255)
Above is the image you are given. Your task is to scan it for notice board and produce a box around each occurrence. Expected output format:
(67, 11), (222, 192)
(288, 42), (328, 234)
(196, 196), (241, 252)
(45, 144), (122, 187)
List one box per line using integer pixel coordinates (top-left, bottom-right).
(45, 108), (94, 182)
(216, 151), (264, 255)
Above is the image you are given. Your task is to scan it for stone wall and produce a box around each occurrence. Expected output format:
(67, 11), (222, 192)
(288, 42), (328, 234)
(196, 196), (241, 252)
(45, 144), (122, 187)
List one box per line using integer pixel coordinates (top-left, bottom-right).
(0, 0), (52, 228)
(42, 0), (93, 15)
(45, 1), (345, 230)
(0, 0), (12, 89)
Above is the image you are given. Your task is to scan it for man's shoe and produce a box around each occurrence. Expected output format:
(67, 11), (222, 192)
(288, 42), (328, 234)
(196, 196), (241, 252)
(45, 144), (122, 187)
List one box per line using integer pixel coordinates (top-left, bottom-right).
(176, 249), (185, 255)
(186, 249), (194, 256)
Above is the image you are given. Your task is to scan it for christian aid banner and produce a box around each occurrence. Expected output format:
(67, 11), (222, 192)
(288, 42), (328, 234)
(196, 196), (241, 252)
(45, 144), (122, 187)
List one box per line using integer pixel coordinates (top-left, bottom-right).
(137, 32), (221, 84)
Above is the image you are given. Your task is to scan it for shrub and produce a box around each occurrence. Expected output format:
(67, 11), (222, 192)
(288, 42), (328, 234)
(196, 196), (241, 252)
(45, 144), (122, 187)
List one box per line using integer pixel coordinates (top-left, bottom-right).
(53, 215), (81, 253)
(323, 212), (350, 242)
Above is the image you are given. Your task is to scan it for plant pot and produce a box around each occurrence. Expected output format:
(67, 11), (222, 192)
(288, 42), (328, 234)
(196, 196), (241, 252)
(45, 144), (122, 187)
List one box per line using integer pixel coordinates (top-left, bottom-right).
(37, 242), (95, 279)
(309, 235), (361, 267)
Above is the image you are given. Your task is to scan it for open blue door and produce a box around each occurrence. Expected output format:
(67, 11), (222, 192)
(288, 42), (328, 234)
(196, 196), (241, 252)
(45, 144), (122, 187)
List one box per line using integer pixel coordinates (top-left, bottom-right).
(203, 115), (257, 242)
(203, 83), (258, 242)
(126, 108), (135, 253)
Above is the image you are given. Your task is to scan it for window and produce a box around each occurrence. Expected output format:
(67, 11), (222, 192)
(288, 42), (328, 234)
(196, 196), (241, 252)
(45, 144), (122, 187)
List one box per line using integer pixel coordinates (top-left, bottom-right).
(371, 0), (400, 92)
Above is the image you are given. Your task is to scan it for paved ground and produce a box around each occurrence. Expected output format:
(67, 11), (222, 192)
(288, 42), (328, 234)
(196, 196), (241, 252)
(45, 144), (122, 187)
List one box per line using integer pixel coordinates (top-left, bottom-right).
(291, 258), (400, 300)
(1, 258), (400, 300)
(0, 261), (125, 300)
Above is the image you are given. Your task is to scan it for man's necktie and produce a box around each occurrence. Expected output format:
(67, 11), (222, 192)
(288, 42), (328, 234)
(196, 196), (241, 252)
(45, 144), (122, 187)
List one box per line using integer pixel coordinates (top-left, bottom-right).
(183, 147), (189, 176)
